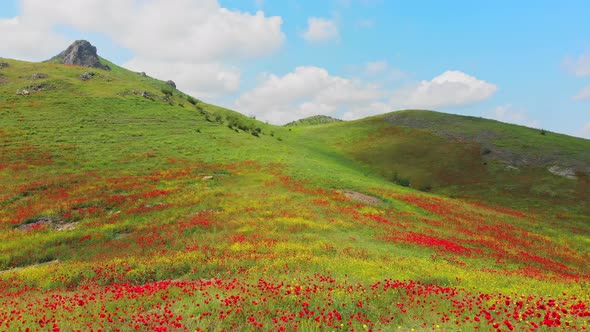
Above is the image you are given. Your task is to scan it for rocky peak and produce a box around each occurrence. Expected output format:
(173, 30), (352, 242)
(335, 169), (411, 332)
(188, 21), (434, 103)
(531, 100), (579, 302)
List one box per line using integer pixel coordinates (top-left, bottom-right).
(50, 40), (110, 71)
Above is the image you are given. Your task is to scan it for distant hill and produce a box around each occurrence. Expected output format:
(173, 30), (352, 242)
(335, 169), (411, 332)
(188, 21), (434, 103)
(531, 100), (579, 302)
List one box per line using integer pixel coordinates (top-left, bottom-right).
(296, 110), (590, 215)
(284, 115), (343, 126)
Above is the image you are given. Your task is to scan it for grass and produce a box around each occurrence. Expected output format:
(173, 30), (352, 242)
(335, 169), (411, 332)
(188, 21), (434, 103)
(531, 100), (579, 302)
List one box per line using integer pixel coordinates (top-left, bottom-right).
(0, 57), (588, 331)
(292, 113), (590, 216)
(284, 115), (343, 126)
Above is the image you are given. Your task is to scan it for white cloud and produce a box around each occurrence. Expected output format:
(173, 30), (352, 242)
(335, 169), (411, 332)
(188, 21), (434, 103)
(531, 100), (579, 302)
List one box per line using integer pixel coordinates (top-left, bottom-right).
(342, 102), (391, 120)
(563, 53), (590, 77)
(393, 70), (497, 109)
(12, 0), (284, 62)
(581, 123), (590, 138)
(302, 17), (339, 43)
(0, 0), (285, 99)
(124, 59), (240, 99)
(235, 66), (384, 124)
(573, 85), (590, 101)
(487, 104), (540, 128)
(236, 67), (496, 124)
(0, 16), (66, 61)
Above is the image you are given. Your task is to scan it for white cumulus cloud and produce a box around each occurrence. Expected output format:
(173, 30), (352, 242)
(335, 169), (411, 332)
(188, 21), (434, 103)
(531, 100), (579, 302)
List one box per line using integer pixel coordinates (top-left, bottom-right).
(302, 17), (339, 43)
(393, 70), (497, 109)
(124, 59), (240, 99)
(235, 66), (384, 124)
(236, 67), (496, 124)
(0, 0), (285, 101)
(0, 16), (66, 61)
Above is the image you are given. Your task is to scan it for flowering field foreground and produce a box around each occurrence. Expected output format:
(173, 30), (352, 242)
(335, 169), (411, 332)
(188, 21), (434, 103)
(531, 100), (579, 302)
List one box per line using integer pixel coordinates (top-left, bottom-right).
(1, 275), (589, 331)
(1, 158), (588, 331)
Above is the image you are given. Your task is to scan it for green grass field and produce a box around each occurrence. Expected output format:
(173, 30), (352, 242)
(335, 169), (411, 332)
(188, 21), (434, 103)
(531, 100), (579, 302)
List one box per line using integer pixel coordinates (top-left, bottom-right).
(0, 57), (589, 331)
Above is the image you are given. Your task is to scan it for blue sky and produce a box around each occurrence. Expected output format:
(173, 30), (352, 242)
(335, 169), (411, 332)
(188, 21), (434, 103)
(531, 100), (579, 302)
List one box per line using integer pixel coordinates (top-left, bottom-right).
(1, 1), (589, 137)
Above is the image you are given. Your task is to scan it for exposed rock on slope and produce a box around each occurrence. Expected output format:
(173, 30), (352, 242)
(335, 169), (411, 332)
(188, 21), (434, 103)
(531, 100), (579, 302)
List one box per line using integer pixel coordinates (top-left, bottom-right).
(386, 111), (590, 174)
(49, 40), (110, 70)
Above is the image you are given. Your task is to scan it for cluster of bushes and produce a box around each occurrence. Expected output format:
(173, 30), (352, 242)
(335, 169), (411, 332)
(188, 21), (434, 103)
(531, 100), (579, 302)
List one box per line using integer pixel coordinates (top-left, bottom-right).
(390, 172), (432, 191)
(391, 172), (411, 187)
(181, 94), (269, 139)
(226, 115), (262, 137)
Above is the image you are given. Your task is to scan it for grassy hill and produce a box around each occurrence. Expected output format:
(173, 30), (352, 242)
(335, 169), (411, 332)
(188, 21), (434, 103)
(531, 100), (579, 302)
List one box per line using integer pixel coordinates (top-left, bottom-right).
(292, 110), (590, 217)
(0, 56), (589, 331)
(285, 115), (343, 126)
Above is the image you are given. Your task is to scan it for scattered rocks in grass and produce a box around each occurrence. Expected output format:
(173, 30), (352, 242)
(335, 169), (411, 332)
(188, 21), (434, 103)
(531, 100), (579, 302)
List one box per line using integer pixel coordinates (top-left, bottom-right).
(202, 175), (214, 181)
(117, 89), (162, 101)
(15, 216), (78, 231)
(166, 80), (176, 89)
(25, 82), (53, 91)
(0, 62), (9, 69)
(0, 74), (8, 85)
(53, 222), (79, 232)
(15, 216), (52, 230)
(114, 232), (130, 239)
(505, 165), (520, 172)
(30, 73), (48, 80)
(342, 190), (383, 206)
(79, 71), (96, 81)
(548, 165), (578, 180)
(16, 82), (54, 95)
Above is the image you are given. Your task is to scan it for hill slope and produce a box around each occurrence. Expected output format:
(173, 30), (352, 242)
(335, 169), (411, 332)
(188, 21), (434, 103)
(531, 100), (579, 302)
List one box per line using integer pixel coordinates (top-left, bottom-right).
(0, 56), (589, 331)
(285, 115), (343, 126)
(293, 110), (590, 216)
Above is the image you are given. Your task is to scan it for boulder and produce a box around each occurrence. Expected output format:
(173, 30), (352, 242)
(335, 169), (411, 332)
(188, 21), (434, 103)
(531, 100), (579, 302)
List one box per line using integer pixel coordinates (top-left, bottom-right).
(166, 80), (176, 89)
(30, 73), (49, 80)
(0, 62), (9, 69)
(79, 72), (96, 81)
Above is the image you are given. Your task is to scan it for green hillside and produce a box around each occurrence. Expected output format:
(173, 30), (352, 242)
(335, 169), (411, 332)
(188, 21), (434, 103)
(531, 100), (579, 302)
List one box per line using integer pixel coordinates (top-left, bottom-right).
(0, 56), (589, 331)
(292, 110), (590, 216)
(285, 115), (343, 126)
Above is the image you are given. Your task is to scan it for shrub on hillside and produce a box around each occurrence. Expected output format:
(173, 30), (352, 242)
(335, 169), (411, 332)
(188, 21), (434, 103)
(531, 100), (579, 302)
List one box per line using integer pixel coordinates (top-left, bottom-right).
(391, 172), (411, 187)
(187, 96), (198, 105)
(161, 86), (173, 97)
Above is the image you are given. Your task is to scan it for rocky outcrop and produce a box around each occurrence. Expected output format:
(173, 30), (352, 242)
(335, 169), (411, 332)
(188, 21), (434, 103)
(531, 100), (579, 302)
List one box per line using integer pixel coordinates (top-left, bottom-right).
(50, 40), (110, 70)
(166, 80), (176, 89)
(0, 62), (9, 69)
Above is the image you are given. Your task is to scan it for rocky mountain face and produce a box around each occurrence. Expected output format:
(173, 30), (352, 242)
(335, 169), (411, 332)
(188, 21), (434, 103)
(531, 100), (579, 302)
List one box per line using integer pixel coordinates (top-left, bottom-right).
(50, 40), (110, 70)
